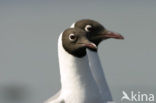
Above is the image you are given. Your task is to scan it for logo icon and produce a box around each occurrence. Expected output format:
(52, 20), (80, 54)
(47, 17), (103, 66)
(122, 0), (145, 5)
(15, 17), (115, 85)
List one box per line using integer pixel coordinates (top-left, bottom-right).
(121, 91), (131, 101)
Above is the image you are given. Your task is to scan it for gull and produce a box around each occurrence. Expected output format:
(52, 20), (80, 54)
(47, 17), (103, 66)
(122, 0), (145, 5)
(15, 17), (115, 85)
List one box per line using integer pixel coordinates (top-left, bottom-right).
(46, 28), (103, 103)
(71, 19), (124, 103)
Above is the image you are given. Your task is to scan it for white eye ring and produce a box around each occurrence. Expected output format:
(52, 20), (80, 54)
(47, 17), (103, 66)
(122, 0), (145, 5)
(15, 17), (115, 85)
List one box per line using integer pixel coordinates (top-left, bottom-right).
(69, 33), (77, 41)
(85, 25), (92, 32)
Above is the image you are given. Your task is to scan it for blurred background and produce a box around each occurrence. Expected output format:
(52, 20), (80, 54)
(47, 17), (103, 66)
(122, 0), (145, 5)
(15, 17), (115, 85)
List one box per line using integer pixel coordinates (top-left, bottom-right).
(0, 0), (156, 103)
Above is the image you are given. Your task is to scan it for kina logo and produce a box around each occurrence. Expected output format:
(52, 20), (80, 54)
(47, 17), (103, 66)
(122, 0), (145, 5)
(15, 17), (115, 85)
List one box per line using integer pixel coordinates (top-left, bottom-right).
(121, 90), (154, 102)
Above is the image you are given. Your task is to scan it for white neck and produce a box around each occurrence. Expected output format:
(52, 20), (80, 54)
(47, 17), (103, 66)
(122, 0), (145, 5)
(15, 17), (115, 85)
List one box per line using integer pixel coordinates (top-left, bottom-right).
(58, 34), (102, 103)
(87, 49), (113, 102)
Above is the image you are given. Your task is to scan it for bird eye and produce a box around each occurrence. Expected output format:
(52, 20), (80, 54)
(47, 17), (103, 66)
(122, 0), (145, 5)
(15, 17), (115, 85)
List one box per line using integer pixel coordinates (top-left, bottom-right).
(85, 25), (92, 32)
(69, 33), (77, 41)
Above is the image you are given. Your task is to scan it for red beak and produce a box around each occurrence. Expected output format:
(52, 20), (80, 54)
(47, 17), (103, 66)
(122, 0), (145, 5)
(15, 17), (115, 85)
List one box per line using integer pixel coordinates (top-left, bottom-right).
(103, 30), (124, 39)
(84, 43), (97, 50)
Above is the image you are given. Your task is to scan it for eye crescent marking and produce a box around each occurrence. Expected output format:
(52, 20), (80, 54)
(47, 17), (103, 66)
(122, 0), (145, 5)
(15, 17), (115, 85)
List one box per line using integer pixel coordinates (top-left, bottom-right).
(85, 25), (92, 32)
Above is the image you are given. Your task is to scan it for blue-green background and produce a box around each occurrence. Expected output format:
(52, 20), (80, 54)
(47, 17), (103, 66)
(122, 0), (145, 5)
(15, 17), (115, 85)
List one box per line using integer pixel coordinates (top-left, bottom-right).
(0, 0), (156, 103)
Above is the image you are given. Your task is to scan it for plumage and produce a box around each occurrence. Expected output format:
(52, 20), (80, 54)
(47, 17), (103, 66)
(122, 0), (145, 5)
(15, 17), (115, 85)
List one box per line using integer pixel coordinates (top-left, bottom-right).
(45, 19), (124, 103)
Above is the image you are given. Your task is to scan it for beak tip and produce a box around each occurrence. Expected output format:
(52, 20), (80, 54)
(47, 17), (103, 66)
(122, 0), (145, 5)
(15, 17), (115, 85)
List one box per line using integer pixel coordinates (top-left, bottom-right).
(118, 35), (124, 40)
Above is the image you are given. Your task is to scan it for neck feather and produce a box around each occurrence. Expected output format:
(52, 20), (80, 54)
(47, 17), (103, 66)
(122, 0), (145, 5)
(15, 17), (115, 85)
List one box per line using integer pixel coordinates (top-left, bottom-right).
(87, 49), (113, 101)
